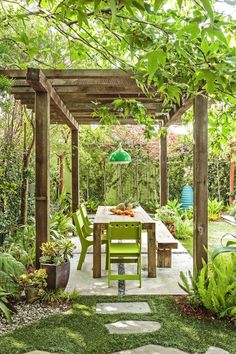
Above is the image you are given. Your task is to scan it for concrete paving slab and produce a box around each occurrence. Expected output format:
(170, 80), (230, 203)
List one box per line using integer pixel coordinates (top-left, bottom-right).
(205, 347), (230, 354)
(105, 320), (161, 334)
(67, 230), (192, 296)
(96, 302), (151, 314)
(113, 344), (189, 354)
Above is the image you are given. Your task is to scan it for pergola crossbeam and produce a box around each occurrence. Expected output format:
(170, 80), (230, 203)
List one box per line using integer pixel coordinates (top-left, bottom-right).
(26, 68), (78, 130)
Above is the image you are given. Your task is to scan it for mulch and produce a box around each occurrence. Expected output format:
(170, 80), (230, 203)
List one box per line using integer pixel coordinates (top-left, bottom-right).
(175, 295), (217, 320)
(175, 296), (236, 326)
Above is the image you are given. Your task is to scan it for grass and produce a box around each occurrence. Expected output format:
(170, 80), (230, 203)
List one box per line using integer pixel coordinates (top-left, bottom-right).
(181, 220), (236, 256)
(0, 296), (235, 354)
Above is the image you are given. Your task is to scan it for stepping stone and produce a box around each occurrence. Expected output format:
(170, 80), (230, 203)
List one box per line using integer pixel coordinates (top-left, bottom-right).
(96, 302), (151, 314)
(113, 344), (189, 354)
(24, 352), (58, 354)
(105, 320), (161, 334)
(205, 347), (230, 354)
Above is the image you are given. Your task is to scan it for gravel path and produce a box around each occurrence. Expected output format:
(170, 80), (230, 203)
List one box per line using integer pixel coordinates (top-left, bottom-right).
(0, 302), (70, 336)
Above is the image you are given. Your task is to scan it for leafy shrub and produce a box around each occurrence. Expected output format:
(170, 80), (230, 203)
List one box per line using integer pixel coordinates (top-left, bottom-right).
(85, 199), (99, 212)
(155, 205), (177, 224)
(40, 239), (76, 265)
(227, 202), (236, 220)
(175, 218), (193, 239)
(0, 253), (25, 298)
(211, 233), (236, 260)
(208, 199), (224, 221)
(179, 254), (236, 320)
(2, 223), (35, 267)
(167, 199), (183, 216)
(0, 287), (13, 322)
(42, 288), (80, 305)
(50, 213), (75, 239)
(18, 269), (47, 290)
(198, 256), (236, 319)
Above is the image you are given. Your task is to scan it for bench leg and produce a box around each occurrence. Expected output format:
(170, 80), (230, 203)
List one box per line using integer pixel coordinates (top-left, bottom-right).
(157, 248), (172, 268)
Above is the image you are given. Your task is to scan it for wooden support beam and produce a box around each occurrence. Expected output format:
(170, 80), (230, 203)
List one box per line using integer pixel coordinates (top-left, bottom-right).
(26, 68), (78, 130)
(71, 129), (80, 212)
(160, 134), (168, 206)
(193, 94), (208, 272)
(165, 98), (193, 127)
(35, 91), (50, 268)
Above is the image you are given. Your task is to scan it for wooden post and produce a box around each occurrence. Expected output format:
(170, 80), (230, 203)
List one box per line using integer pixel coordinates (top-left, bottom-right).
(160, 134), (168, 206)
(35, 92), (50, 268)
(71, 128), (80, 212)
(193, 94), (208, 272)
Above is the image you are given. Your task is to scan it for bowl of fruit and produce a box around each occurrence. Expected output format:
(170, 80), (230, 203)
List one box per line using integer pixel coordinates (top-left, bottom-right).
(110, 199), (139, 217)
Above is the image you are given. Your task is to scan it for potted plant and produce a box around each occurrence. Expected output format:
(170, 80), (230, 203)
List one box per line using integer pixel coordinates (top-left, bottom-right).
(18, 269), (47, 303)
(40, 239), (75, 290)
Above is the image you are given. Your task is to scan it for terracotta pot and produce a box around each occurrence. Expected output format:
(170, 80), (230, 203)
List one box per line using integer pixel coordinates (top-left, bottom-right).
(40, 261), (70, 290)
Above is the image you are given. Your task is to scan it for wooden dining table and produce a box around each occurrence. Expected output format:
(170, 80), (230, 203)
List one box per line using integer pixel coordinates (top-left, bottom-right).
(93, 206), (156, 278)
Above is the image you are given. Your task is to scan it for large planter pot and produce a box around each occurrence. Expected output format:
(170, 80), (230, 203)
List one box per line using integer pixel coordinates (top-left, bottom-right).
(40, 261), (70, 290)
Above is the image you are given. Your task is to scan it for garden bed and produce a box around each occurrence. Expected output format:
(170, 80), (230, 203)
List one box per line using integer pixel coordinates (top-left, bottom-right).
(0, 302), (70, 336)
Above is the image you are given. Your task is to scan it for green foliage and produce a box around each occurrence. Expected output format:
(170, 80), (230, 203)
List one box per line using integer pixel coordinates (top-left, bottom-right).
(42, 288), (80, 305)
(94, 99), (156, 140)
(198, 256), (236, 319)
(40, 239), (76, 265)
(208, 199), (224, 221)
(0, 253), (25, 298)
(2, 223), (35, 267)
(155, 200), (193, 239)
(211, 233), (236, 260)
(227, 202), (236, 220)
(50, 213), (75, 239)
(0, 76), (12, 92)
(0, 287), (12, 322)
(175, 218), (193, 240)
(180, 253), (236, 320)
(18, 269), (47, 290)
(85, 199), (99, 212)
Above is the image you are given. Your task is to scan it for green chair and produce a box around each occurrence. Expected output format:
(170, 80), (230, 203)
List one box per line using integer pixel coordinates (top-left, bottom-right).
(73, 209), (107, 270)
(79, 203), (93, 234)
(107, 221), (142, 288)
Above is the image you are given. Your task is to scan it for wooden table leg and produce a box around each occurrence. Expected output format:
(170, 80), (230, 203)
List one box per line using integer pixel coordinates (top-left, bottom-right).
(148, 224), (156, 277)
(93, 223), (101, 278)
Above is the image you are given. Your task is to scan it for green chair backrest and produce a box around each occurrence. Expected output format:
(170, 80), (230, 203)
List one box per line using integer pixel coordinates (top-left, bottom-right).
(108, 222), (142, 241)
(72, 210), (87, 243)
(80, 204), (89, 219)
(80, 204), (91, 228)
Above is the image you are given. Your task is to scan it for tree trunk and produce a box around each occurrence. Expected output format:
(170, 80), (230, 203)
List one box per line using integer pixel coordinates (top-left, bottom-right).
(58, 153), (65, 195)
(19, 114), (35, 225)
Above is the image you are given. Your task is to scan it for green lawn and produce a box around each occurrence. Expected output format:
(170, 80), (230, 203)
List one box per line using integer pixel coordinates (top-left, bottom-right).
(0, 296), (235, 354)
(181, 221), (236, 256)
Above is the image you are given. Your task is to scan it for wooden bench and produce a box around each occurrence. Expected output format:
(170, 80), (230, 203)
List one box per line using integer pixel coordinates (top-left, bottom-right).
(155, 221), (178, 268)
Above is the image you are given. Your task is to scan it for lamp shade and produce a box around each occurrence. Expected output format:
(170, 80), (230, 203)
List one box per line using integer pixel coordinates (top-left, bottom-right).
(109, 148), (131, 164)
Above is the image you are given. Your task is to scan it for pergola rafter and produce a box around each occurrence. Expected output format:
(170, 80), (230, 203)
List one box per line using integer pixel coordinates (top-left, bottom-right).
(0, 68), (208, 276)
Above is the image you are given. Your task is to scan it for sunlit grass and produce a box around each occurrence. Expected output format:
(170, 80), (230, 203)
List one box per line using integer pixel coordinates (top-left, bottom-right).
(0, 296), (235, 354)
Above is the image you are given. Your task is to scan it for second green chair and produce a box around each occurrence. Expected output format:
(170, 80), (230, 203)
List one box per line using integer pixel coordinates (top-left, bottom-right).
(73, 209), (107, 270)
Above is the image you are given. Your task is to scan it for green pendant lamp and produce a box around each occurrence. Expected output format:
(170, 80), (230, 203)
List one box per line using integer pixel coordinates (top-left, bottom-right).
(109, 143), (132, 164)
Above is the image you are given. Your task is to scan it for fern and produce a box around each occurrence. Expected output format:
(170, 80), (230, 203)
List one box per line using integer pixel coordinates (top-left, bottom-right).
(0, 253), (25, 277)
(0, 253), (25, 298)
(196, 255), (236, 319)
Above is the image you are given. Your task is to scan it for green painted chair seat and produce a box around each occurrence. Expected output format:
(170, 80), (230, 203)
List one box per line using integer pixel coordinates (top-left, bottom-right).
(109, 243), (140, 255)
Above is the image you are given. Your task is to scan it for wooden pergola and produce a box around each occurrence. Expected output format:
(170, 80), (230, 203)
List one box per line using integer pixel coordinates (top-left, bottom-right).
(0, 68), (208, 275)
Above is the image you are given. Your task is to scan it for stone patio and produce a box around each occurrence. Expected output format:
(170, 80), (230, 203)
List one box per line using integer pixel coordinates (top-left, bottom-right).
(66, 231), (192, 295)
